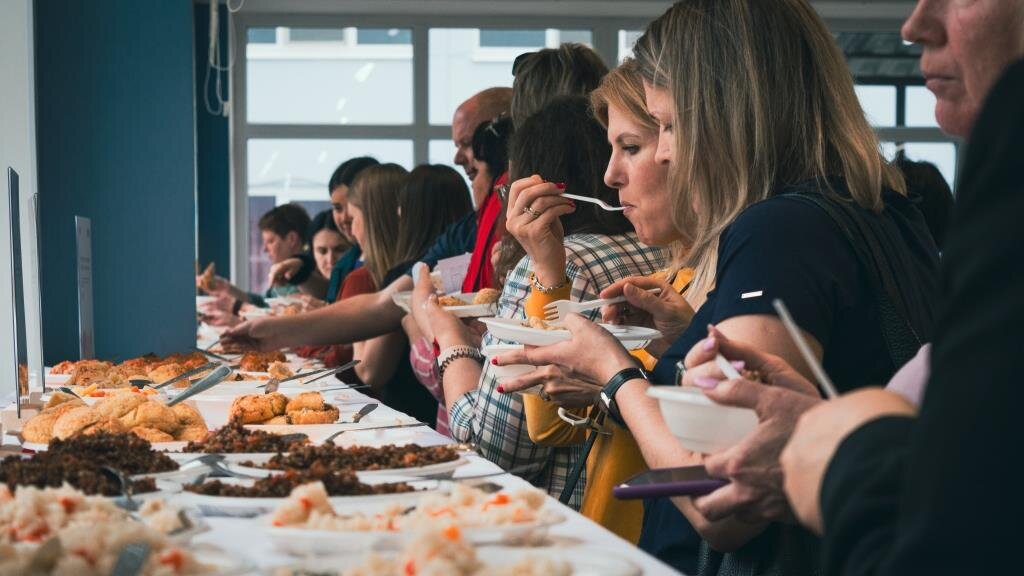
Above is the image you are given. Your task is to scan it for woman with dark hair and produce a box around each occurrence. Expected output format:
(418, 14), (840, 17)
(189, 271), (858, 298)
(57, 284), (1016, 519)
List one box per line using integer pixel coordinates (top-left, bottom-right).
(409, 95), (668, 508)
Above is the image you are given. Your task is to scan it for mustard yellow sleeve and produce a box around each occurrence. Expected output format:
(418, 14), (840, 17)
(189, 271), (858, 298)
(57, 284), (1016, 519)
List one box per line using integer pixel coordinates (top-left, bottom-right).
(522, 394), (589, 446)
(524, 282), (571, 319)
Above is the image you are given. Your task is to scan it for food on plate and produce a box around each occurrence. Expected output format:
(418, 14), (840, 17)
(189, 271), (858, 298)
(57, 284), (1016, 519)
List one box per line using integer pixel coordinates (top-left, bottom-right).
(437, 295), (469, 307)
(472, 288), (501, 305)
(50, 352), (210, 391)
(185, 464), (415, 498)
(21, 401), (86, 444)
(183, 422), (307, 454)
(0, 485), (208, 575)
(228, 392), (339, 425)
(147, 362), (186, 384)
(271, 483), (550, 534)
(250, 444), (459, 473)
(175, 425), (211, 443)
(267, 361), (294, 380)
(42, 391), (82, 411)
(238, 351), (288, 373)
(319, 523), (571, 576)
(523, 317), (560, 330)
(0, 433), (177, 495)
(66, 360), (116, 387)
(23, 395), (208, 444)
(51, 407), (126, 440)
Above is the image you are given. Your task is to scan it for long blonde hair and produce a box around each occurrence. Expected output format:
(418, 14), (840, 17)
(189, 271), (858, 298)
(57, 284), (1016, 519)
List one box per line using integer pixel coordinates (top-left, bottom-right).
(347, 164), (409, 288)
(590, 59), (689, 281)
(634, 0), (905, 305)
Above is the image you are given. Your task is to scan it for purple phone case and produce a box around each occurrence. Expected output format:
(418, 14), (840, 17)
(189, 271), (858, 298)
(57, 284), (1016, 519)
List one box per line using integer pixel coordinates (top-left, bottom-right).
(612, 478), (729, 500)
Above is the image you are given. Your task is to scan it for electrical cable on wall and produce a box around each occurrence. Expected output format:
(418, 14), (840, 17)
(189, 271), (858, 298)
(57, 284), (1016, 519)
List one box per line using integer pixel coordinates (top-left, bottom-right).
(204, 0), (245, 116)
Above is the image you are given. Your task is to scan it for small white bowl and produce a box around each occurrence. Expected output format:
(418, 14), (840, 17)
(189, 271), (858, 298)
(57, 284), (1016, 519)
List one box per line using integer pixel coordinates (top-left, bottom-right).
(482, 344), (536, 387)
(646, 386), (758, 453)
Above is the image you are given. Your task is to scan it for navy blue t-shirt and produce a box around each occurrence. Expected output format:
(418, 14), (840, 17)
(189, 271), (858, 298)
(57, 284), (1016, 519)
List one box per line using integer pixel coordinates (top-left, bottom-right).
(641, 188), (939, 575)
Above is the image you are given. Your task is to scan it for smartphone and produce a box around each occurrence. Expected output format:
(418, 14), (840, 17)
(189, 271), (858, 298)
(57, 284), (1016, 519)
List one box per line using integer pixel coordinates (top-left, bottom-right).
(612, 465), (728, 500)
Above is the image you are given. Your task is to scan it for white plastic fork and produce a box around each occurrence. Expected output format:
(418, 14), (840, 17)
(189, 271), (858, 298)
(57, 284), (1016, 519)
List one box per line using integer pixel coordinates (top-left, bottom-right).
(542, 288), (662, 322)
(560, 193), (626, 211)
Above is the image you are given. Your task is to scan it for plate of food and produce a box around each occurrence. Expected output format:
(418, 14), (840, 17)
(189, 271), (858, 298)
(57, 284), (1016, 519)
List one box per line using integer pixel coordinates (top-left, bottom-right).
(479, 317), (662, 350)
(225, 444), (466, 479)
(266, 482), (565, 556)
(20, 393), (210, 448)
(175, 423), (308, 461)
(392, 288), (500, 318)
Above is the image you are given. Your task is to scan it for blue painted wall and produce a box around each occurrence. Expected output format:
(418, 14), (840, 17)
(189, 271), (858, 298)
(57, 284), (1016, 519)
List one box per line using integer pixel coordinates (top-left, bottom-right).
(35, 0), (196, 362)
(195, 3), (231, 278)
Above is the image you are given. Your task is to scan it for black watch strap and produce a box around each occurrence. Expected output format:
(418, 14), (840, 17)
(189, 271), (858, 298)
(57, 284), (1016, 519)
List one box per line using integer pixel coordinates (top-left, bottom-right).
(600, 367), (648, 423)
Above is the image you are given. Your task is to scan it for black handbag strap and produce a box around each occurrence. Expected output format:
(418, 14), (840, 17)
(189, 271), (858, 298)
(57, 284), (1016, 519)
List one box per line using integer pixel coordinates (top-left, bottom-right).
(783, 188), (927, 369)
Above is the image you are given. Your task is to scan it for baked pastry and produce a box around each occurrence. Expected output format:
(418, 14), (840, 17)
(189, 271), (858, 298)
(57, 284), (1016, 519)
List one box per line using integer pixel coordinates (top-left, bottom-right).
(267, 392), (289, 416)
(21, 402), (85, 443)
(66, 361), (114, 386)
(473, 288), (500, 305)
(49, 360), (78, 375)
(239, 351), (287, 373)
(171, 402), (205, 427)
(287, 406), (339, 425)
(92, 393), (147, 420)
(229, 394), (283, 424)
(120, 401), (179, 434)
(285, 391), (325, 413)
(437, 295), (468, 307)
(52, 407), (126, 440)
(131, 426), (175, 443)
(262, 416), (290, 425)
(175, 424), (210, 442)
(147, 362), (185, 384)
(267, 361), (293, 380)
(42, 391), (83, 411)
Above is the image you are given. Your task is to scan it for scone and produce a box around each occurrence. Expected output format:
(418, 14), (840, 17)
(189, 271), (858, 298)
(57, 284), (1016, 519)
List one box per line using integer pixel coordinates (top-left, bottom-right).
(175, 424), (210, 442)
(473, 288), (500, 305)
(262, 415), (290, 425)
(67, 361), (114, 386)
(147, 363), (185, 384)
(131, 426), (175, 443)
(266, 392), (289, 416)
(93, 393), (147, 420)
(120, 401), (180, 434)
(287, 405), (339, 425)
(52, 407), (126, 440)
(229, 394), (279, 424)
(171, 402), (206, 428)
(285, 391), (325, 413)
(267, 361), (293, 380)
(22, 402), (85, 443)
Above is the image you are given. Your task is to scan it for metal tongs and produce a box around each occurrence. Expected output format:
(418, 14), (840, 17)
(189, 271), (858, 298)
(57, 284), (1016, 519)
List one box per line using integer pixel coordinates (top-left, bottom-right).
(166, 365), (233, 406)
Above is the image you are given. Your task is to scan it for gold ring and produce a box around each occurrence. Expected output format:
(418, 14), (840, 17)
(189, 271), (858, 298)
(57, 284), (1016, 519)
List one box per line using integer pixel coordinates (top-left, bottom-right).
(523, 205), (541, 218)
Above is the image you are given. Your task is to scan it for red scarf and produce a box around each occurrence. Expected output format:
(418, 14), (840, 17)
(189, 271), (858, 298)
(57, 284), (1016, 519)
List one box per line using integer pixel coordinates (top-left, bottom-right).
(461, 171), (508, 292)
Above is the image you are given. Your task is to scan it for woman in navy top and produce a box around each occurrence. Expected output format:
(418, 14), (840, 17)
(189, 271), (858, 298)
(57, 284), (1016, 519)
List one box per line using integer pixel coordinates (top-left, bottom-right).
(494, 1), (940, 574)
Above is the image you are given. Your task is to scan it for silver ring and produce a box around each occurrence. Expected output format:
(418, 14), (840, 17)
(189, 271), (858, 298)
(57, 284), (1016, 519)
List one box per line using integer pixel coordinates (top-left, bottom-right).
(522, 205), (541, 218)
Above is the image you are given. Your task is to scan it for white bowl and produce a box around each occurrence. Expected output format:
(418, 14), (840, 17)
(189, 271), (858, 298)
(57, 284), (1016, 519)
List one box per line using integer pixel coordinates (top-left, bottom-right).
(482, 344), (536, 385)
(646, 386), (757, 454)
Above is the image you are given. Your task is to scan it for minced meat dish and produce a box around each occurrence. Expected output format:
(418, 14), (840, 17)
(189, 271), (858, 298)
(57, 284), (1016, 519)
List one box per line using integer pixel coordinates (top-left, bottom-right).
(250, 444), (458, 472)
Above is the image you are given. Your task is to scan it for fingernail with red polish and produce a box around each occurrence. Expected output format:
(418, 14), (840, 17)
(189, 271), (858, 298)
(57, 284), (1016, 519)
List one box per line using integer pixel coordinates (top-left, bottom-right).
(694, 376), (720, 389)
(497, 385), (505, 393)
(554, 182), (567, 190)
(703, 336), (716, 351)
(491, 357), (499, 365)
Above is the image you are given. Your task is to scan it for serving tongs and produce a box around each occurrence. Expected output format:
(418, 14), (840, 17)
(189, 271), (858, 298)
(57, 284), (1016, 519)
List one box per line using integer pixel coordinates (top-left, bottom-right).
(258, 364), (343, 394)
(262, 359), (361, 393)
(166, 365), (233, 406)
(130, 361), (221, 390)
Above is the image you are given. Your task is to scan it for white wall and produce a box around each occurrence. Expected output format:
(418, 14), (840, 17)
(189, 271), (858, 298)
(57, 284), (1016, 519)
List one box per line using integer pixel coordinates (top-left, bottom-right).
(0, 0), (43, 403)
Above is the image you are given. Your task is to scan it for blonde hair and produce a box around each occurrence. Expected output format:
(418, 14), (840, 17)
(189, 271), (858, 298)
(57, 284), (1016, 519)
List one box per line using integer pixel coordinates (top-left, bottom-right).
(347, 164), (409, 288)
(590, 59), (690, 283)
(634, 0), (905, 306)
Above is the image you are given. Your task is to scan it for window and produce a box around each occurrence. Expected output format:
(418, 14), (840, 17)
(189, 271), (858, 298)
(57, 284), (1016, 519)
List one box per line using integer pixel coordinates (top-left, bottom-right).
(479, 30), (545, 47)
(618, 30), (642, 62)
(855, 85), (897, 127)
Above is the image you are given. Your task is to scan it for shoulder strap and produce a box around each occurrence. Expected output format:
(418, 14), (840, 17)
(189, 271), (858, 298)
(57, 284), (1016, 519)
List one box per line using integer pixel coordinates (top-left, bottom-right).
(783, 190), (925, 368)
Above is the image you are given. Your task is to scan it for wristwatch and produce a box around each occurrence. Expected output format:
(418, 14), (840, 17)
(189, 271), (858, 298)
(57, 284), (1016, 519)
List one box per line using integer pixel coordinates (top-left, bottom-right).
(600, 366), (649, 425)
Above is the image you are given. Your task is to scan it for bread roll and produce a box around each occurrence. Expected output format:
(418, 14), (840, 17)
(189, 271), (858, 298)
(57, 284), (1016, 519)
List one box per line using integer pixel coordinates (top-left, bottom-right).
(120, 401), (179, 434)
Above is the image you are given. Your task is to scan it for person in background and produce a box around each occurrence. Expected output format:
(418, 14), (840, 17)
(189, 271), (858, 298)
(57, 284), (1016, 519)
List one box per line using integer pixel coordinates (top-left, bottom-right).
(269, 156), (379, 301)
(224, 45), (611, 353)
(894, 151), (955, 251)
(336, 163), (474, 426)
(293, 211), (353, 367)
(199, 203), (311, 322)
(404, 115), (514, 436)
(411, 96), (667, 509)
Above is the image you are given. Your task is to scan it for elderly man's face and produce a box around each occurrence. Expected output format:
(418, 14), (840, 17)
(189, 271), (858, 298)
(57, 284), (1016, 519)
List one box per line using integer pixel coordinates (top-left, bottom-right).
(903, 0), (1024, 137)
(451, 105), (479, 182)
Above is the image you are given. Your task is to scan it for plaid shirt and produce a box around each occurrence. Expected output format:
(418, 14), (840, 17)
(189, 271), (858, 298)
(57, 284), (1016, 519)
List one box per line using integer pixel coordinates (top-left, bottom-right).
(449, 232), (668, 509)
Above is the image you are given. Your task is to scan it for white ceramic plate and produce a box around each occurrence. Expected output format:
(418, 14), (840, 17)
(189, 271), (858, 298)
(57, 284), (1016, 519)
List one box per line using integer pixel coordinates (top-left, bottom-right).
(245, 416), (420, 444)
(268, 546), (638, 576)
(167, 452), (280, 466)
(392, 291), (497, 318)
(480, 317), (662, 350)
(226, 453), (469, 480)
(266, 509), (565, 556)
